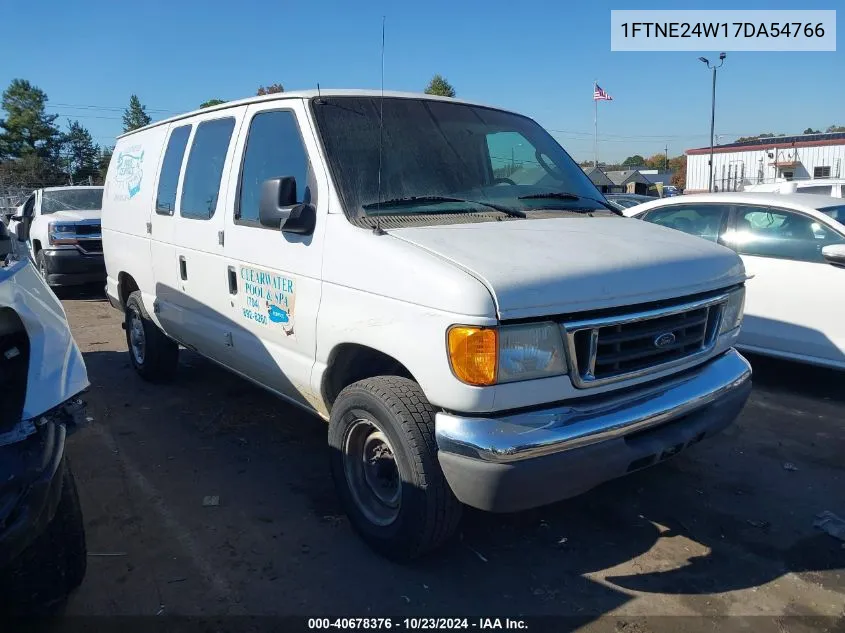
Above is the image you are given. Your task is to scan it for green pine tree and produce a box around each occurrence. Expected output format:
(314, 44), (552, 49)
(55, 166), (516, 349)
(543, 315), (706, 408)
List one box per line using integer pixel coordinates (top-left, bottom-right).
(122, 94), (152, 132)
(424, 75), (456, 98)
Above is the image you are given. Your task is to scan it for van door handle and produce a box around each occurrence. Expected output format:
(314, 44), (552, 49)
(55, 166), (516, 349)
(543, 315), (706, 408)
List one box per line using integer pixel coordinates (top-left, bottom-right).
(228, 266), (237, 294)
(179, 256), (188, 280)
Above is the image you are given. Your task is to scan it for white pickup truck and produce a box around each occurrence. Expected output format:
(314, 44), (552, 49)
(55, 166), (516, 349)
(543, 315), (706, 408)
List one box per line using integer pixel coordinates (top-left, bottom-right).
(8, 186), (105, 287)
(102, 90), (752, 559)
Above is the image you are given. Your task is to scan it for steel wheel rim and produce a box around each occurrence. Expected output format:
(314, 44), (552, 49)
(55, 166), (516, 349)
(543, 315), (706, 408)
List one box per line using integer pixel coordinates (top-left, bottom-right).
(37, 257), (47, 278)
(343, 418), (401, 526)
(128, 308), (146, 365)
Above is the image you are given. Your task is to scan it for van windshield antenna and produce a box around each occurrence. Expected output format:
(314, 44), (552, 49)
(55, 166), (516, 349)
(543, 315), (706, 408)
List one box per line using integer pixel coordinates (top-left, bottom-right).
(376, 15), (385, 220)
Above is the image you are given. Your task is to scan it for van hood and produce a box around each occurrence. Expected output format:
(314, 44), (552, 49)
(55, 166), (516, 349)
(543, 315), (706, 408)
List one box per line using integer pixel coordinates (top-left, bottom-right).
(46, 210), (101, 223)
(390, 217), (746, 319)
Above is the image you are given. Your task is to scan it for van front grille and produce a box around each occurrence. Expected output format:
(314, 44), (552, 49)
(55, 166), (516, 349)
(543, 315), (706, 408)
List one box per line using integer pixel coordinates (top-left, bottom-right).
(561, 293), (728, 388)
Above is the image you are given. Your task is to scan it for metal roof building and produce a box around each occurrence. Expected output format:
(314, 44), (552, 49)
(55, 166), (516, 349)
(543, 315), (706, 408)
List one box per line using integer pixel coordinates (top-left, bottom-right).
(685, 132), (845, 193)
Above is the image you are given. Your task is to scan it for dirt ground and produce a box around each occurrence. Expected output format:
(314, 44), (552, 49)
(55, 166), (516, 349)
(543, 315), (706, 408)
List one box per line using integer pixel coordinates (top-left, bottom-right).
(58, 288), (844, 630)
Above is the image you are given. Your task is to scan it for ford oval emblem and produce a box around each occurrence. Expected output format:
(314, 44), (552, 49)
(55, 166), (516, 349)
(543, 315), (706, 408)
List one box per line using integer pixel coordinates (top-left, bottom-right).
(654, 332), (677, 348)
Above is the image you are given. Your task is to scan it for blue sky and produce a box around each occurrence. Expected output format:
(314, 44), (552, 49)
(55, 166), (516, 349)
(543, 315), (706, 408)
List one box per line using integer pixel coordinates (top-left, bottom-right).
(2, 0), (842, 162)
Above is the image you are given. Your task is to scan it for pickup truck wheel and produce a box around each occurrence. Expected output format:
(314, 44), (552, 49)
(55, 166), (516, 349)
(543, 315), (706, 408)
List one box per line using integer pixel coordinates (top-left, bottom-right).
(35, 250), (48, 280)
(125, 290), (179, 382)
(329, 376), (462, 560)
(0, 461), (87, 615)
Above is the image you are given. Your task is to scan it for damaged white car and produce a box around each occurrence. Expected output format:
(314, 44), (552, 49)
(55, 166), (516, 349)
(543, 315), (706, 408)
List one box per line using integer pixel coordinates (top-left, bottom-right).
(0, 223), (89, 613)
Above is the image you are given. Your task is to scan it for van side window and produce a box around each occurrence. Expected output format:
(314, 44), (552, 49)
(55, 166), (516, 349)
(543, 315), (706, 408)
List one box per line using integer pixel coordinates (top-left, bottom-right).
(237, 111), (310, 224)
(180, 117), (236, 220)
(155, 125), (192, 215)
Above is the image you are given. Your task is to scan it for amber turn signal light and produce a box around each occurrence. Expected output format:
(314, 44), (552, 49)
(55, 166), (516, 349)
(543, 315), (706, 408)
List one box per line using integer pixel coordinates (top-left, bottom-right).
(447, 326), (498, 386)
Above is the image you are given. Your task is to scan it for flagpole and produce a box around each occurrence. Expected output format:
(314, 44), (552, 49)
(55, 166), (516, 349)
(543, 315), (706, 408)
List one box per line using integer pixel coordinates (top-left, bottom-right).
(593, 81), (598, 166)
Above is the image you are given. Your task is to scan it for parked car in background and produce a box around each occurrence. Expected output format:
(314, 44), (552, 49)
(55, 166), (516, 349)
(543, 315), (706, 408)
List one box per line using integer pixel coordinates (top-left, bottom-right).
(0, 231), (89, 614)
(8, 186), (105, 288)
(606, 193), (656, 211)
(103, 90), (751, 559)
(743, 178), (845, 198)
(627, 192), (845, 370)
(662, 185), (681, 197)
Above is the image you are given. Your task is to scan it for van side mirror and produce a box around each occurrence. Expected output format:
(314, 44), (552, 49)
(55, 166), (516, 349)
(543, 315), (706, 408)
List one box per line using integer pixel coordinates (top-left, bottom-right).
(258, 177), (316, 235)
(822, 244), (845, 268)
(10, 215), (22, 222)
(259, 177), (297, 229)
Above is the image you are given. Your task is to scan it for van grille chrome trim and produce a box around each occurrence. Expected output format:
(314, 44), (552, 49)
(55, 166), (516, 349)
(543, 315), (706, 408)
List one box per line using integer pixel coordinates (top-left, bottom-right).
(561, 293), (729, 388)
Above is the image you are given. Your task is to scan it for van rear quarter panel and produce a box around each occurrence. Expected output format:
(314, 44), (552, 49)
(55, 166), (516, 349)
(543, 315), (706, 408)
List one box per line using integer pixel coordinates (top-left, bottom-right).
(102, 126), (169, 309)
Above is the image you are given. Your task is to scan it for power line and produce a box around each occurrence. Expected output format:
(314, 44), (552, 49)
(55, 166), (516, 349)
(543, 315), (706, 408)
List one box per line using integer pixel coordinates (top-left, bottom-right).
(49, 102), (176, 114)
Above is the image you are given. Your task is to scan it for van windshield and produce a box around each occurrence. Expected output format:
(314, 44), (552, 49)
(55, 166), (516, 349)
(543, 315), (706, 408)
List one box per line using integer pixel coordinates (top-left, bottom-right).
(41, 188), (103, 214)
(820, 204), (845, 224)
(311, 97), (606, 222)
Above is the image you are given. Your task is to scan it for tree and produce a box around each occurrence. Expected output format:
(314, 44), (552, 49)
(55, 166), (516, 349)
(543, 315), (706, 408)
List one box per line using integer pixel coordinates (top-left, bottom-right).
(122, 94), (151, 132)
(200, 99), (226, 108)
(0, 79), (64, 184)
(579, 160), (595, 168)
(622, 155), (645, 167)
(735, 132), (777, 143)
(670, 158), (687, 189)
(803, 128), (821, 135)
(424, 74), (456, 98)
(256, 84), (284, 95)
(826, 125), (845, 133)
(95, 146), (113, 185)
(62, 120), (100, 184)
(643, 153), (668, 170)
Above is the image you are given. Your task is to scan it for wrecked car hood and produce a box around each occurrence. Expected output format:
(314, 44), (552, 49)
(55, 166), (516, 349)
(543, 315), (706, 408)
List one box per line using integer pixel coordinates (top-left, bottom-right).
(0, 258), (88, 421)
(390, 217), (747, 319)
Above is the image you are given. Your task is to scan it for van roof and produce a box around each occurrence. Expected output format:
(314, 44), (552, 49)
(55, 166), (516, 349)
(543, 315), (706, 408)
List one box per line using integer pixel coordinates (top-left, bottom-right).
(117, 90), (496, 139)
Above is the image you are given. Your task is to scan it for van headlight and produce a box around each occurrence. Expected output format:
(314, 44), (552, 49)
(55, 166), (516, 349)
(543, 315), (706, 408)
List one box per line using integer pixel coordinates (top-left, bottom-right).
(719, 286), (745, 334)
(447, 322), (567, 386)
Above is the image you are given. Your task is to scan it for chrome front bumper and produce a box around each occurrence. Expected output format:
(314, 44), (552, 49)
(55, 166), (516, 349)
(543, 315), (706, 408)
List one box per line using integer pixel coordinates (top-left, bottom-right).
(435, 349), (752, 512)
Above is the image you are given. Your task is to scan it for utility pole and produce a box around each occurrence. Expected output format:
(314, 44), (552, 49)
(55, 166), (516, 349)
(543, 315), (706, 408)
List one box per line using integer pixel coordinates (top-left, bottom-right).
(699, 53), (726, 192)
(664, 144), (668, 172)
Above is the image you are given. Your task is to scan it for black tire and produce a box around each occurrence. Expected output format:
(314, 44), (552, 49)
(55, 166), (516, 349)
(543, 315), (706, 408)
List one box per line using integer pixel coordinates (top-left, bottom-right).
(329, 376), (462, 560)
(125, 290), (179, 382)
(0, 461), (87, 615)
(35, 250), (48, 280)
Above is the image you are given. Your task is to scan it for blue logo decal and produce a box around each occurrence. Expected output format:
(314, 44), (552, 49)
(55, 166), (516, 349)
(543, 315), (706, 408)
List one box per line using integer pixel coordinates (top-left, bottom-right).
(267, 304), (289, 323)
(114, 146), (145, 199)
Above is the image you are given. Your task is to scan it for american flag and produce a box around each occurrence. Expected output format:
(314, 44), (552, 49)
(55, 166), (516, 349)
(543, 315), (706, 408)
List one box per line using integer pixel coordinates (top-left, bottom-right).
(593, 84), (613, 101)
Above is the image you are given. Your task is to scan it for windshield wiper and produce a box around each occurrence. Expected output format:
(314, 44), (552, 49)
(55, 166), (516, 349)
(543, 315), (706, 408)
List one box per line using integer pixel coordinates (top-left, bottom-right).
(518, 191), (624, 216)
(363, 196), (525, 218)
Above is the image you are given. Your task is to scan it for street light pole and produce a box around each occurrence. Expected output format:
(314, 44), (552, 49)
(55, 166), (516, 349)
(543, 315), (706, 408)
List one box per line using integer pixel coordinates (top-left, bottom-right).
(700, 53), (726, 192)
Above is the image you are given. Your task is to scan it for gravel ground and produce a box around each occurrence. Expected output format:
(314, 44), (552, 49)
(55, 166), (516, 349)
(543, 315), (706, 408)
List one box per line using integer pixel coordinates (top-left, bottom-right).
(56, 288), (844, 630)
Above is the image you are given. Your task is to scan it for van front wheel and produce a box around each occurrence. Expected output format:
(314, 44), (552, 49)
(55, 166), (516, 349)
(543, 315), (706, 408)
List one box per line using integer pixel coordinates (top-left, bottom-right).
(328, 376), (462, 560)
(125, 291), (179, 382)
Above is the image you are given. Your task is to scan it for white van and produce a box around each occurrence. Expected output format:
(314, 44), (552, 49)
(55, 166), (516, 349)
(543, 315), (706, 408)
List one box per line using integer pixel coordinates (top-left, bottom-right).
(102, 90), (751, 559)
(743, 178), (845, 198)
